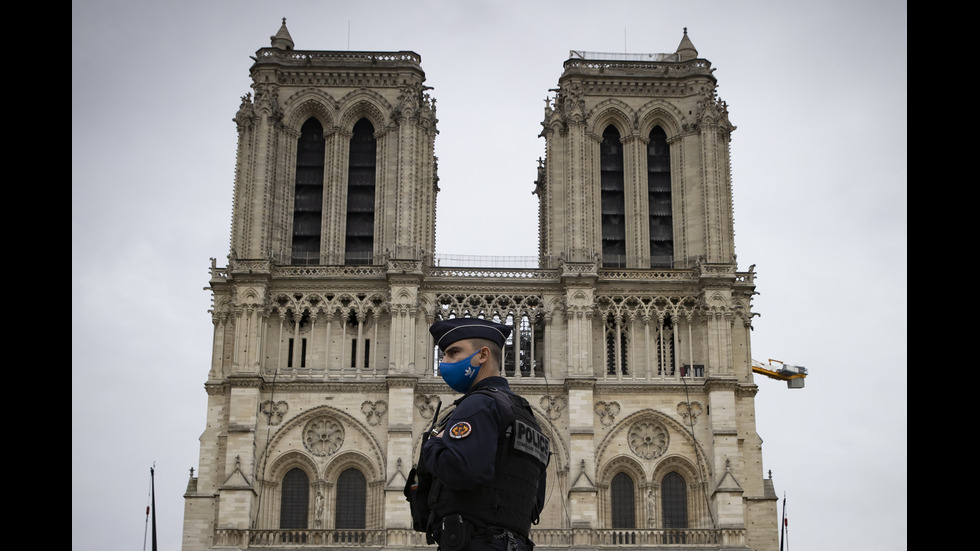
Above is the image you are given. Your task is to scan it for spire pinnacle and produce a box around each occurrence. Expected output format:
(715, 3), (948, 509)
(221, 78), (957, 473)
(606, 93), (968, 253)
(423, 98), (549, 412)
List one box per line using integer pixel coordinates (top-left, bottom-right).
(676, 27), (698, 61)
(271, 17), (294, 50)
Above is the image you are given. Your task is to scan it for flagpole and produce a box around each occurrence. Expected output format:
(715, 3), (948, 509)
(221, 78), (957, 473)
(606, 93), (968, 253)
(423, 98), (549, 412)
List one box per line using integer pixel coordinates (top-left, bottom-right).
(780, 492), (787, 551)
(144, 466), (152, 551)
(151, 466), (158, 551)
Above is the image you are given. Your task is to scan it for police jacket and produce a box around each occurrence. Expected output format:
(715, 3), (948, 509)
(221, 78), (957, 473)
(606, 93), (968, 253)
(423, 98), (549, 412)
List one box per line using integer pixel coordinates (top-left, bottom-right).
(420, 377), (549, 537)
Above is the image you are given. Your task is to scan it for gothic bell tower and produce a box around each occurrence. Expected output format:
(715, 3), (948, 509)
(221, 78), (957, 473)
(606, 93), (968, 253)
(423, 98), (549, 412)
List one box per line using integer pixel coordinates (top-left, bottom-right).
(182, 21), (440, 550)
(537, 29), (735, 270)
(533, 30), (776, 551)
(230, 19), (438, 266)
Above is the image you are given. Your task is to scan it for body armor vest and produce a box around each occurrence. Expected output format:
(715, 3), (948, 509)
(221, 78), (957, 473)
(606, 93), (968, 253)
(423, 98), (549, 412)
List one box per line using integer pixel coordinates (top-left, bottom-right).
(427, 387), (549, 537)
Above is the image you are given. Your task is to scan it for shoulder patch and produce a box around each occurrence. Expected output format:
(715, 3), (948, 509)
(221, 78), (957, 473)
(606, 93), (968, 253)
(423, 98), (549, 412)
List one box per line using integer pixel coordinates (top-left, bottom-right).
(512, 419), (550, 466)
(448, 421), (472, 439)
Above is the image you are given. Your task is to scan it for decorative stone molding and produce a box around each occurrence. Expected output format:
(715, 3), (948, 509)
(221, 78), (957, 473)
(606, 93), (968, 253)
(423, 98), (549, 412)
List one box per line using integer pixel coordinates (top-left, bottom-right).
(204, 382), (228, 396)
(594, 294), (700, 321)
(386, 376), (417, 389)
(273, 265), (386, 278)
(302, 417), (345, 456)
(361, 400), (388, 426)
(228, 258), (273, 274)
(628, 421), (670, 459)
(594, 401), (621, 426)
(703, 378), (740, 392)
(597, 268), (695, 281)
(564, 377), (596, 391)
(677, 401), (702, 426)
(260, 400), (288, 425)
(414, 394), (440, 419)
(593, 383), (702, 395)
(226, 376), (263, 388)
(540, 395), (567, 420)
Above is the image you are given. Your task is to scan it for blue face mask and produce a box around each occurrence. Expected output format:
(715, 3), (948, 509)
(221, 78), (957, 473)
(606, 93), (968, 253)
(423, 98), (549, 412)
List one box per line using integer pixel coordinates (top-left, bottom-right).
(439, 349), (483, 393)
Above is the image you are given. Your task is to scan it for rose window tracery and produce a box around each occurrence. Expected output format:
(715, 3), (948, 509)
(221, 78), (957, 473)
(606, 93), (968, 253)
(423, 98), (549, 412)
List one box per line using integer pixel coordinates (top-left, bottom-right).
(628, 421), (669, 459)
(303, 417), (345, 456)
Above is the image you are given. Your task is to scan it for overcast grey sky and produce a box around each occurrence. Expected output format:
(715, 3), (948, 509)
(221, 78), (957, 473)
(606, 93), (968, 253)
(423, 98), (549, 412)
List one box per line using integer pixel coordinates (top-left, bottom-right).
(72, 1), (907, 549)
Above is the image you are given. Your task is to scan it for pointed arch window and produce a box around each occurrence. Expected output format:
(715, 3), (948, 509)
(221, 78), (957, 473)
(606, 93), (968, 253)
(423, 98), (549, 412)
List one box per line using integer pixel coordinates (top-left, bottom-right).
(335, 468), (367, 529)
(600, 125), (626, 268)
(611, 472), (636, 529)
(280, 468), (309, 529)
(657, 317), (675, 377)
(345, 118), (376, 265)
(605, 313), (629, 376)
(662, 471), (688, 529)
(292, 118), (325, 265)
(647, 127), (673, 268)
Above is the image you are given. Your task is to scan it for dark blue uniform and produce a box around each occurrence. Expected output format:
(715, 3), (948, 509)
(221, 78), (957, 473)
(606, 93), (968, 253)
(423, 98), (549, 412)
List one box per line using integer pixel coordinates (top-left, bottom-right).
(421, 376), (547, 550)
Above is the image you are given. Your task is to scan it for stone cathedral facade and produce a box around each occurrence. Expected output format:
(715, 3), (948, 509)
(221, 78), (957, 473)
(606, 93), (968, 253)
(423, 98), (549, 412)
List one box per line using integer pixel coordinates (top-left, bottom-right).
(181, 21), (778, 551)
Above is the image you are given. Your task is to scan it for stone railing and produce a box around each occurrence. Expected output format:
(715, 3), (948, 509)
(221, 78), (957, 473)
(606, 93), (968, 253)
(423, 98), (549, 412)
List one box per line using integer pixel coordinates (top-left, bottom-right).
(256, 49), (422, 66)
(209, 263), (228, 281)
(569, 50), (680, 62)
(591, 528), (721, 546)
(215, 527), (739, 548)
(243, 528), (386, 547)
(426, 267), (560, 280)
(564, 57), (711, 75)
(598, 268), (695, 281)
(735, 271), (756, 285)
(273, 265), (387, 278)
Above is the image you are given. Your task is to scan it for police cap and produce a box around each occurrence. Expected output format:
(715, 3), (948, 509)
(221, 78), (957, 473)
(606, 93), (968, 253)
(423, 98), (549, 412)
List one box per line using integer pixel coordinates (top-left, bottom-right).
(429, 318), (512, 352)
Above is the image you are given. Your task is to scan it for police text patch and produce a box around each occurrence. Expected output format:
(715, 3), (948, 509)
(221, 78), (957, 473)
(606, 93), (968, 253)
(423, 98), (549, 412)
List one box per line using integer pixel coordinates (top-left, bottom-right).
(512, 419), (550, 466)
(448, 421), (472, 439)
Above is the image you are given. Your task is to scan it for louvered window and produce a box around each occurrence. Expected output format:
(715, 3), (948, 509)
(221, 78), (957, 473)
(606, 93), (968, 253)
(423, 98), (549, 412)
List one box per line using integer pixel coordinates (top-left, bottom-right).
(600, 126), (626, 267)
(291, 118), (324, 265)
(647, 127), (673, 268)
(345, 119), (376, 265)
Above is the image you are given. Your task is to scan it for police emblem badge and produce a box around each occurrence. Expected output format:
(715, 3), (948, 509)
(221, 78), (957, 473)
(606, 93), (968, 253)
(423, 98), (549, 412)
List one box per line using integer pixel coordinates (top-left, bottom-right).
(448, 421), (472, 439)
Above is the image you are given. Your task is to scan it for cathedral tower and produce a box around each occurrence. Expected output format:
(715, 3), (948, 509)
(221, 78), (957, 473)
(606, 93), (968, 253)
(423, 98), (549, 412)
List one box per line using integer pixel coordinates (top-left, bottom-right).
(182, 24), (777, 551)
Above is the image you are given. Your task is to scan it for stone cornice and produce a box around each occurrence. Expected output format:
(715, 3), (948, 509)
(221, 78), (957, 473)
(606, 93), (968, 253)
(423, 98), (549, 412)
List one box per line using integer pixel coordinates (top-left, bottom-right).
(204, 374), (754, 398)
(386, 376), (418, 389)
(266, 281), (390, 294)
(594, 381), (708, 395)
(561, 57), (714, 80)
(264, 381), (388, 393)
(275, 72), (418, 89)
(703, 377), (740, 392)
(564, 378), (597, 391)
(227, 375), (264, 389)
(205, 382), (228, 395)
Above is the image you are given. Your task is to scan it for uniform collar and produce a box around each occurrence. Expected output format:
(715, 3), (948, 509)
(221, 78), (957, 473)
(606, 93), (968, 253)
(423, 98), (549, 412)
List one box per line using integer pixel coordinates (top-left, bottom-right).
(470, 376), (509, 392)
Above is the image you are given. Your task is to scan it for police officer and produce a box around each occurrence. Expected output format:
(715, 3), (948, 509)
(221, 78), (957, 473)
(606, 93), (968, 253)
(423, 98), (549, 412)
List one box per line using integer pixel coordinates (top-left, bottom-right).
(421, 318), (549, 551)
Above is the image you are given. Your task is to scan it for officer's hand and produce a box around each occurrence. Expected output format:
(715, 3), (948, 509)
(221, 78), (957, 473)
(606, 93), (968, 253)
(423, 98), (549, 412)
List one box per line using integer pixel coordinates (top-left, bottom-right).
(434, 430), (444, 438)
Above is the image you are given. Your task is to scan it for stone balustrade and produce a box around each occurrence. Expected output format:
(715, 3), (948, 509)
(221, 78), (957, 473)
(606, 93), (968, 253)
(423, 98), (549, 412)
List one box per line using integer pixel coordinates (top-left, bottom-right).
(213, 527), (742, 548)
